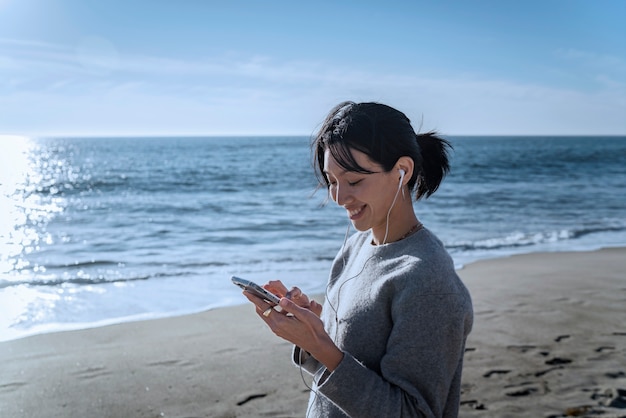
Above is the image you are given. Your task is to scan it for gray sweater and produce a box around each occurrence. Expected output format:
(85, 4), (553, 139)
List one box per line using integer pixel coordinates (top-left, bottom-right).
(293, 228), (473, 417)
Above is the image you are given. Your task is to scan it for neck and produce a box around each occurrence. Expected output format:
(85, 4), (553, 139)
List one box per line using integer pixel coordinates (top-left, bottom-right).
(371, 204), (420, 245)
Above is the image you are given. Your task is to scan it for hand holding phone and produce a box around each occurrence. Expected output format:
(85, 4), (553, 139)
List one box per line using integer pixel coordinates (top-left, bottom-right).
(231, 276), (281, 306)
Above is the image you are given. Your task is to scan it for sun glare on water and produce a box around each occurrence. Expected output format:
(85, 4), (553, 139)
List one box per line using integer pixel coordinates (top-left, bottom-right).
(0, 136), (62, 277)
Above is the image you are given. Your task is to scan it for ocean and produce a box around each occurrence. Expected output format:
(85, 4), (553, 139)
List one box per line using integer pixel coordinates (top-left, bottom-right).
(1, 135), (625, 342)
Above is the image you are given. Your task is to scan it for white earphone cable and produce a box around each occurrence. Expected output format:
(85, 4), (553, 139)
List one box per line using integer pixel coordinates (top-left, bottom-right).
(382, 170), (405, 245)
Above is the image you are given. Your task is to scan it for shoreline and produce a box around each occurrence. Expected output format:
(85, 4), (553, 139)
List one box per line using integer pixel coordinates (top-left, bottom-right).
(3, 244), (624, 344)
(1, 247), (625, 417)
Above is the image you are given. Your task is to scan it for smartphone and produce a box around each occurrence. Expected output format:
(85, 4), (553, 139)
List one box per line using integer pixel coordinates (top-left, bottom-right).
(231, 276), (281, 306)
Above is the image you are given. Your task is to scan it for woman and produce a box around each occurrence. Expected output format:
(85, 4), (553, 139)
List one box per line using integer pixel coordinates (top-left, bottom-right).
(244, 101), (473, 417)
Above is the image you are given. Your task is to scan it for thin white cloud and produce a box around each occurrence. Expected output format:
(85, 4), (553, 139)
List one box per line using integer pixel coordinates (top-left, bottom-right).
(556, 48), (626, 70)
(1, 37), (624, 136)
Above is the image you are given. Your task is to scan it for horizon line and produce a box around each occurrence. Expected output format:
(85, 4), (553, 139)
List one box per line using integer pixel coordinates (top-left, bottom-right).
(2, 133), (626, 140)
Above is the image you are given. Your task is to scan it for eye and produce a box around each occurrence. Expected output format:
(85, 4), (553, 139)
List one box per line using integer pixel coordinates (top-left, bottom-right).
(348, 180), (361, 186)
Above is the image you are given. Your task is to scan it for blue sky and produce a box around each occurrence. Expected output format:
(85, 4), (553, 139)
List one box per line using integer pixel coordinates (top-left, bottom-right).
(1, 0), (625, 136)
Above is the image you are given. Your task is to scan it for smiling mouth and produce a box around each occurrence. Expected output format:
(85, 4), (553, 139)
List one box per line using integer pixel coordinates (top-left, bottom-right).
(347, 205), (365, 219)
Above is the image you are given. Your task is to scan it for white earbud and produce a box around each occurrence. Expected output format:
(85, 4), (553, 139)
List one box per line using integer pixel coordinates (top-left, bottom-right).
(398, 169), (405, 186)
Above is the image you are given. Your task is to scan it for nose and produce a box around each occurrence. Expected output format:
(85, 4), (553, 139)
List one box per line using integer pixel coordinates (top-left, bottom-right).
(331, 183), (350, 206)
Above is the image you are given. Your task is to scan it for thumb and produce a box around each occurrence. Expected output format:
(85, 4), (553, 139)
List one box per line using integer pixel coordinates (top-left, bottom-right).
(278, 297), (310, 319)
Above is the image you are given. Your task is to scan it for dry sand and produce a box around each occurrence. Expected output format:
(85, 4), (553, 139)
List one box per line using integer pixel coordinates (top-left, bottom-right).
(1, 248), (625, 417)
(459, 248), (626, 418)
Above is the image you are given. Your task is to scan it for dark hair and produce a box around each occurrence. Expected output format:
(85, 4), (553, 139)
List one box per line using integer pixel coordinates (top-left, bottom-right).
(312, 101), (452, 200)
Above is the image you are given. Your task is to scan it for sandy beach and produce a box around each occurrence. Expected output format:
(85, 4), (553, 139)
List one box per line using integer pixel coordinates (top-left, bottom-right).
(1, 248), (625, 418)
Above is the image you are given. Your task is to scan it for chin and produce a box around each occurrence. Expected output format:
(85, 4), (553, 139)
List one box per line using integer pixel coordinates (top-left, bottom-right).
(350, 220), (370, 232)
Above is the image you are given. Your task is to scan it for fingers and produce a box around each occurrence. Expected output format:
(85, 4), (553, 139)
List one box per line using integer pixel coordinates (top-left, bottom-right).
(265, 283), (311, 308)
(242, 290), (272, 311)
(244, 282), (322, 318)
(285, 286), (302, 300)
(264, 280), (288, 297)
(243, 290), (287, 321)
(286, 287), (310, 309)
(278, 297), (314, 321)
(285, 287), (312, 307)
(309, 299), (323, 317)
(249, 297), (330, 355)
(285, 287), (322, 317)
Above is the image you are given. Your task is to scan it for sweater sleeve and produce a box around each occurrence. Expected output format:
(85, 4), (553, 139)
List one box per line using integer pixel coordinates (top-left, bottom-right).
(314, 290), (472, 418)
(292, 345), (323, 375)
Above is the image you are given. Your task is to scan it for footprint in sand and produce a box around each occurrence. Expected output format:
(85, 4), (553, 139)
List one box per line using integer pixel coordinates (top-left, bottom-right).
(71, 366), (112, 380)
(236, 393), (267, 406)
(0, 381), (27, 393)
(531, 357), (570, 377)
(145, 359), (196, 368)
(534, 366), (563, 377)
(482, 369), (511, 378)
(590, 387), (626, 409)
(506, 345), (536, 353)
(460, 399), (487, 410)
(505, 386), (539, 397)
(545, 357), (572, 365)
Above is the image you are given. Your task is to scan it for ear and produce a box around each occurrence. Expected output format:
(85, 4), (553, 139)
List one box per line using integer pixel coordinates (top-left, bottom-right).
(395, 156), (414, 186)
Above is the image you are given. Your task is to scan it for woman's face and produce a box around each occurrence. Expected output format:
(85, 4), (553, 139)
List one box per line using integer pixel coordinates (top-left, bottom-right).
(323, 148), (399, 233)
